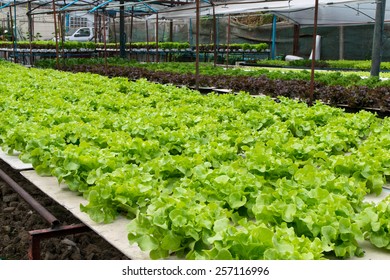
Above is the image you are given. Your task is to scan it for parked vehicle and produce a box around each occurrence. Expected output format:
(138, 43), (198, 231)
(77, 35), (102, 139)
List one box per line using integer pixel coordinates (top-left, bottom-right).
(65, 27), (95, 42)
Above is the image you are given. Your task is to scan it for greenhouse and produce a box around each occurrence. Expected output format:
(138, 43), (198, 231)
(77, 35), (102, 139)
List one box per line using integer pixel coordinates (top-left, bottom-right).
(1, 0), (390, 264)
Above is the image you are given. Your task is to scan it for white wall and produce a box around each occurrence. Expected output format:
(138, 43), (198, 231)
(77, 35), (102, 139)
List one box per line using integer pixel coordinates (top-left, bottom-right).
(0, 5), (95, 41)
(0, 5), (54, 40)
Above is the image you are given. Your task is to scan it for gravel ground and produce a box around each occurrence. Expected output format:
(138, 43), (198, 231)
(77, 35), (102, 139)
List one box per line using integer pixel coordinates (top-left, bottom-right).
(0, 159), (129, 260)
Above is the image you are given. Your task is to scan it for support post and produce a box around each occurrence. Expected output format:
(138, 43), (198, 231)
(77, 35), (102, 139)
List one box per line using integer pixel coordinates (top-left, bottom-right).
(339, 25), (344, 60)
(169, 19), (173, 42)
(57, 11), (65, 43)
(213, 4), (217, 66)
(8, 6), (12, 41)
(169, 19), (173, 61)
(94, 12), (98, 43)
(189, 18), (193, 46)
(103, 9), (107, 73)
(156, 13), (159, 62)
(4, 12), (10, 60)
(112, 16), (117, 45)
(98, 12), (102, 42)
(58, 12), (65, 66)
(271, 15), (277, 59)
(28, 0), (34, 65)
(309, 0), (319, 106)
(13, 0), (17, 63)
(52, 0), (59, 68)
(119, 0), (126, 58)
(293, 24), (300, 56)
(225, 15), (231, 68)
(29, 224), (91, 260)
(195, 0), (200, 90)
(7, 12), (11, 39)
(146, 20), (150, 62)
(129, 6), (134, 59)
(371, 0), (387, 77)
(9, 5), (15, 62)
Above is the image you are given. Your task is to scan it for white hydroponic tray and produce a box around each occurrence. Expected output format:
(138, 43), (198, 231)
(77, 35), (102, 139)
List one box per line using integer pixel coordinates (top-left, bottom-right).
(1, 150), (390, 260)
(0, 149), (33, 170)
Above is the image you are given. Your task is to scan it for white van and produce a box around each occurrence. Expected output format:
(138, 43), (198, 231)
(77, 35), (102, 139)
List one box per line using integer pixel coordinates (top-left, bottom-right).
(65, 27), (94, 42)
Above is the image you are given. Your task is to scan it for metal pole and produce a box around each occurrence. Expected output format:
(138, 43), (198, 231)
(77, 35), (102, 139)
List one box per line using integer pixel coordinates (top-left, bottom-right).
(4, 12), (9, 60)
(58, 12), (65, 66)
(27, 0), (34, 65)
(226, 15), (231, 68)
(371, 0), (387, 77)
(52, 0), (59, 68)
(103, 9), (107, 73)
(214, 15), (219, 46)
(65, 13), (69, 34)
(339, 26), (344, 60)
(169, 19), (173, 62)
(9, 5), (15, 62)
(146, 19), (150, 62)
(8, 6), (12, 40)
(169, 19), (173, 42)
(112, 16), (117, 45)
(156, 12), (159, 62)
(99, 12), (103, 42)
(29, 224), (90, 260)
(119, 0), (125, 58)
(130, 6), (134, 59)
(293, 24), (300, 56)
(309, 0), (319, 106)
(7, 12), (10, 39)
(189, 18), (193, 46)
(94, 13), (98, 43)
(213, 4), (217, 67)
(13, 0), (17, 63)
(195, 0), (200, 90)
(271, 15), (277, 60)
(58, 13), (62, 41)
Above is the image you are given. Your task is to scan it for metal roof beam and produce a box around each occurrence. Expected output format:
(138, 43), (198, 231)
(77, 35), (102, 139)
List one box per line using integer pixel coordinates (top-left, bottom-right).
(136, 0), (157, 13)
(0, 2), (11, 9)
(59, 0), (81, 11)
(88, 0), (114, 13)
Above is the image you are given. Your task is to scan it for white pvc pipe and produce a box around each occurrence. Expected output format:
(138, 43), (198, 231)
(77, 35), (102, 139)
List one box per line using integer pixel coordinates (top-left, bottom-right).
(309, 35), (321, 60)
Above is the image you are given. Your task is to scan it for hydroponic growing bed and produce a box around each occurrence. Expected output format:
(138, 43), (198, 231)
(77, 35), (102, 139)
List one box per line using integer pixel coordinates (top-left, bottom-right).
(1, 60), (390, 260)
(35, 58), (390, 114)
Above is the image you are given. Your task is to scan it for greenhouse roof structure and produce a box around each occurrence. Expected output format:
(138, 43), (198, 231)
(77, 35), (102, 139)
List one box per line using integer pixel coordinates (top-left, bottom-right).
(1, 0), (389, 27)
(146, 0), (390, 26)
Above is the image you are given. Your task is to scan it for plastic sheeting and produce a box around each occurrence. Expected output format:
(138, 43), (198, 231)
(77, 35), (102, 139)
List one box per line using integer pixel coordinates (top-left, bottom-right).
(274, 0), (390, 26)
(147, 0), (390, 27)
